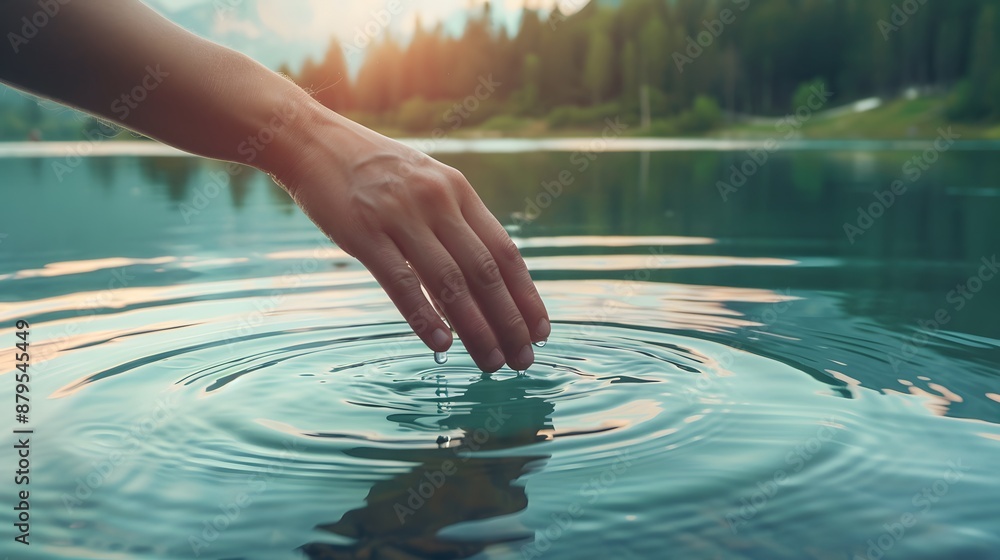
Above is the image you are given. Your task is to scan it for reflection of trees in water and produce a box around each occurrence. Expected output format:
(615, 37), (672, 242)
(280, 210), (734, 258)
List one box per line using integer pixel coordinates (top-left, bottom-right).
(87, 155), (118, 191)
(442, 150), (995, 262)
(301, 375), (554, 559)
(265, 175), (298, 214)
(26, 155), (45, 179)
(138, 156), (199, 201)
(133, 156), (300, 213)
(443, 149), (1000, 422)
(226, 163), (254, 209)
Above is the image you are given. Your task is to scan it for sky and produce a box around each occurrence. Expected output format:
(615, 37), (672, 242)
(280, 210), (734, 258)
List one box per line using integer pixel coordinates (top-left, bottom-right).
(143, 0), (586, 73)
(0, 0), (587, 112)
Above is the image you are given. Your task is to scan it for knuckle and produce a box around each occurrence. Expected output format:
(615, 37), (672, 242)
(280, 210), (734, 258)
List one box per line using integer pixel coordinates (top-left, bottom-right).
(385, 266), (420, 295)
(347, 191), (389, 234)
(494, 234), (523, 265)
(463, 319), (494, 344)
(443, 166), (469, 187)
(406, 306), (434, 334)
(499, 313), (527, 339)
(368, 175), (407, 204)
(473, 251), (503, 288)
(442, 167), (478, 203)
(412, 176), (450, 207)
(438, 266), (469, 302)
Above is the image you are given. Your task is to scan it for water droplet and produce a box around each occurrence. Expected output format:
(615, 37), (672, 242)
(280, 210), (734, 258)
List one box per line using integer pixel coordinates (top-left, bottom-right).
(533, 340), (547, 348)
(434, 351), (447, 364)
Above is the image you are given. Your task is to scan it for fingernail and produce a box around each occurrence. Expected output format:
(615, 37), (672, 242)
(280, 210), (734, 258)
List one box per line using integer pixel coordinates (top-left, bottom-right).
(535, 318), (551, 340)
(518, 344), (534, 369)
(486, 348), (505, 371)
(431, 328), (451, 349)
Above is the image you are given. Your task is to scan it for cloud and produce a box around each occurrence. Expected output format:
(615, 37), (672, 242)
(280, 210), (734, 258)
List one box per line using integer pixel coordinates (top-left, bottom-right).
(213, 12), (262, 39)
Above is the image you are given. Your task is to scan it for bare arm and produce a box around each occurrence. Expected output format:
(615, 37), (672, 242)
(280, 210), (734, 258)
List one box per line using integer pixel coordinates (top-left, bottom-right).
(0, 0), (549, 372)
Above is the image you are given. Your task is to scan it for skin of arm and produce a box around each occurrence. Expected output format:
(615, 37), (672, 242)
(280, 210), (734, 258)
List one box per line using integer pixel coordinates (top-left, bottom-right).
(0, 0), (550, 372)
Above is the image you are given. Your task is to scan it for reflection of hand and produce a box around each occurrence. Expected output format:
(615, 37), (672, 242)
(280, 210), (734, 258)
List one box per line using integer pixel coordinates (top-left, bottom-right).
(270, 109), (550, 372)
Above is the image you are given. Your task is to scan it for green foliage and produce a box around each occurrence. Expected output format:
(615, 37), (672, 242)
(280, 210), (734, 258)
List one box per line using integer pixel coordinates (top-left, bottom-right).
(510, 53), (542, 116)
(947, 4), (1000, 120)
(583, 32), (614, 104)
(479, 114), (535, 133)
(546, 103), (621, 129)
(620, 40), (639, 110)
(8, 0), (1000, 141)
(792, 79), (828, 112)
(395, 97), (438, 132)
(644, 119), (680, 137)
(676, 96), (722, 133)
(645, 87), (676, 118)
(946, 80), (982, 121)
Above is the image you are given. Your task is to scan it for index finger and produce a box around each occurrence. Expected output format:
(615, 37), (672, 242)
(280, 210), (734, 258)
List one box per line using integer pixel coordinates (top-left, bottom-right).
(460, 197), (550, 344)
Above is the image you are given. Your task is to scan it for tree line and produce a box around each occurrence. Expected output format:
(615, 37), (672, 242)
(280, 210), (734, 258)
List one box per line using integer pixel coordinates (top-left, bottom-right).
(281, 0), (999, 131)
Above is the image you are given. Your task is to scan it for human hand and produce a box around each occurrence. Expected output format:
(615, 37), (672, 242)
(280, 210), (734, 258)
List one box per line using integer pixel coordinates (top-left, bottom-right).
(0, 0), (548, 374)
(270, 110), (550, 373)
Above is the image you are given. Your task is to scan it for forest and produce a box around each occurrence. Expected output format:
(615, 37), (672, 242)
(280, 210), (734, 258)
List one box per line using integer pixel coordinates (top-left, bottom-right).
(283, 0), (1000, 134)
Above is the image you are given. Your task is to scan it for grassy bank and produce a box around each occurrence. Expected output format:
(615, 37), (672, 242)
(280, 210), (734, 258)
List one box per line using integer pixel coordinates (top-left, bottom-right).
(718, 95), (1000, 141)
(359, 95), (1000, 141)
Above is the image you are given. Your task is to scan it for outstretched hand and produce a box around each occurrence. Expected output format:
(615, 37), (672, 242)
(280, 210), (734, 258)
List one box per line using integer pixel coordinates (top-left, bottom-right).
(274, 115), (550, 372)
(0, 0), (548, 372)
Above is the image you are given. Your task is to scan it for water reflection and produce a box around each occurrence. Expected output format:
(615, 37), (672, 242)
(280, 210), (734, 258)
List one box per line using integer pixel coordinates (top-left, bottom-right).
(301, 375), (553, 559)
(21, 148), (996, 268)
(139, 156), (198, 201)
(2, 146), (1000, 559)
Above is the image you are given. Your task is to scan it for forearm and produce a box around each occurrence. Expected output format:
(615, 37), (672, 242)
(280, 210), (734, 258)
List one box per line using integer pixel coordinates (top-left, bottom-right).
(0, 0), (324, 173)
(0, 0), (550, 372)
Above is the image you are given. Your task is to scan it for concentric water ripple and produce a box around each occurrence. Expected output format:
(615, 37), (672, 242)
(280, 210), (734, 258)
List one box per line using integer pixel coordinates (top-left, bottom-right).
(4, 244), (1000, 560)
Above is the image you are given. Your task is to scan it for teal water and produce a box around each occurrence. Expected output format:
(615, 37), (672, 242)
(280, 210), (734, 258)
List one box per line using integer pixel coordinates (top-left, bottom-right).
(1, 145), (999, 559)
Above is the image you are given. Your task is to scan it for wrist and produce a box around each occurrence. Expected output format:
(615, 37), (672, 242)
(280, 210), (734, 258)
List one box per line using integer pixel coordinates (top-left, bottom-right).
(240, 79), (337, 181)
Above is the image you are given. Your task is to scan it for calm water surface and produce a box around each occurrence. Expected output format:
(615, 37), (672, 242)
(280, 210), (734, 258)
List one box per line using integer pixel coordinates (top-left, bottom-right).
(1, 144), (999, 559)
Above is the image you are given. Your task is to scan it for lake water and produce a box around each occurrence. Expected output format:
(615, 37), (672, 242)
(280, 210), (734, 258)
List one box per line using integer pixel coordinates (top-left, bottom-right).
(1, 142), (999, 559)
